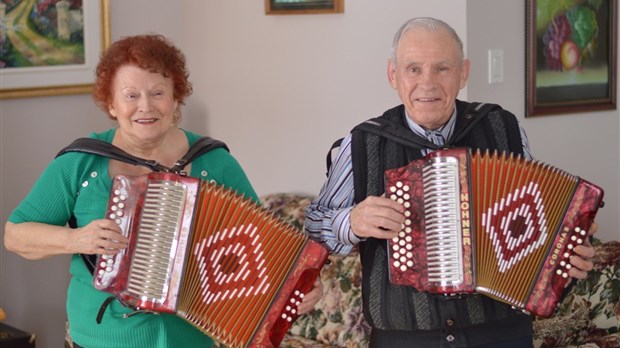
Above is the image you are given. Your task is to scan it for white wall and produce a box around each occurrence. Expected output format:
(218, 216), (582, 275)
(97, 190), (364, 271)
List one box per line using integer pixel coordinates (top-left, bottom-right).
(179, 1), (467, 196)
(466, 0), (619, 246)
(0, 1), (617, 347)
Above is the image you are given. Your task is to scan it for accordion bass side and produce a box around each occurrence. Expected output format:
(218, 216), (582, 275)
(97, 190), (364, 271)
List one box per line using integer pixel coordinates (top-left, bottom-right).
(93, 172), (328, 348)
(385, 148), (604, 317)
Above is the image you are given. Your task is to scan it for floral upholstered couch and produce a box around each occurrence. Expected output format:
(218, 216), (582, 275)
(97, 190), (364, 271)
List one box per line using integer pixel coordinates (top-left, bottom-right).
(260, 193), (620, 348)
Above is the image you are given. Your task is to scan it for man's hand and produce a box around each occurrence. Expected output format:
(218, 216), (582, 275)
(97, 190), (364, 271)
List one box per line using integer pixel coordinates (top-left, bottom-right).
(297, 278), (324, 315)
(568, 222), (598, 279)
(350, 195), (405, 240)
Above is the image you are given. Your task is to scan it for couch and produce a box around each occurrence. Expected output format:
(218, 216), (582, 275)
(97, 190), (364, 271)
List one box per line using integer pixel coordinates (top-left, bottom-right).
(260, 193), (620, 348)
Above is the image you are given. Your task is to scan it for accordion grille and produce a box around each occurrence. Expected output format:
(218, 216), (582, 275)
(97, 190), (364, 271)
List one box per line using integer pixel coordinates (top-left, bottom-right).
(422, 156), (463, 286)
(126, 180), (187, 302)
(471, 151), (578, 306)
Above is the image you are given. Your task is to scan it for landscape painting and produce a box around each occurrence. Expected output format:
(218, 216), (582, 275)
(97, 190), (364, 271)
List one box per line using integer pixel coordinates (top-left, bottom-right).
(0, 0), (110, 98)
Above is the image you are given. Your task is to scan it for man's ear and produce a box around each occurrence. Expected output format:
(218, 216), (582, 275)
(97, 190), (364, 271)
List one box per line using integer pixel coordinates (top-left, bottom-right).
(387, 58), (397, 89)
(460, 58), (471, 89)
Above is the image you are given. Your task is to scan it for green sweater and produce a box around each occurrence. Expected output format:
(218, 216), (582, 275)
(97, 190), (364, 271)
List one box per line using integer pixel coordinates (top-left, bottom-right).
(9, 128), (258, 348)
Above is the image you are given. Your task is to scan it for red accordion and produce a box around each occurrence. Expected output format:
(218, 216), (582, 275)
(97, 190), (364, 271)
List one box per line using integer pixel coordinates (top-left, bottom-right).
(384, 148), (604, 317)
(93, 172), (328, 348)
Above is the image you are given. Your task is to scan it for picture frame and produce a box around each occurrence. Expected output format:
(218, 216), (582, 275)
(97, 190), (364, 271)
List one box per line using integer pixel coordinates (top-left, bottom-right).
(0, 0), (111, 99)
(525, 0), (617, 116)
(265, 0), (344, 15)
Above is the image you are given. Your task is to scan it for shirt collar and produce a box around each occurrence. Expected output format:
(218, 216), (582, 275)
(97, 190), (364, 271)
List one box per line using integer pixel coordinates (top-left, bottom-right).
(404, 107), (457, 142)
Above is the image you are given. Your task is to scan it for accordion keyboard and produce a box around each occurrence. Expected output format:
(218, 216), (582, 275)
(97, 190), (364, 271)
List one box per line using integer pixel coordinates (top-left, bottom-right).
(422, 157), (463, 285)
(388, 156), (464, 287)
(126, 180), (187, 302)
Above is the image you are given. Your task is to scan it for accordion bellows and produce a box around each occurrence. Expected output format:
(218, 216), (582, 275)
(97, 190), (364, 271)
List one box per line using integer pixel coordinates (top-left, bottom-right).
(385, 148), (604, 317)
(93, 172), (328, 347)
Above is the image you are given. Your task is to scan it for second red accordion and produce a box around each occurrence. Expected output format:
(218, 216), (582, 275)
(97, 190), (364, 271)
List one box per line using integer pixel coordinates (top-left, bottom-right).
(384, 148), (604, 317)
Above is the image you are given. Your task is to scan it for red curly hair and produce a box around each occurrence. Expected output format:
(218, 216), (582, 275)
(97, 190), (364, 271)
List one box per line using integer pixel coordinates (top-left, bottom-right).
(93, 34), (193, 119)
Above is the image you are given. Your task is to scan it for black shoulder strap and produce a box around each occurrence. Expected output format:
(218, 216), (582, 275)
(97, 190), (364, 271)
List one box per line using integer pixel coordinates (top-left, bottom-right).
(325, 138), (344, 177)
(56, 138), (169, 172)
(450, 102), (502, 144)
(353, 117), (439, 150)
(351, 102), (501, 150)
(169, 136), (228, 173)
(325, 102), (502, 174)
(56, 136), (229, 173)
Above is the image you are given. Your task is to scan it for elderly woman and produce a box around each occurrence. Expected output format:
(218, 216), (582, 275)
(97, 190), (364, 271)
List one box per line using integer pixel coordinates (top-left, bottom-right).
(4, 34), (321, 348)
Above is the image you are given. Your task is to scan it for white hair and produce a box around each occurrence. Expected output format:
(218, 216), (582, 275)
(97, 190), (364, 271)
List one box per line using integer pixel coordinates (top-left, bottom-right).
(390, 17), (465, 65)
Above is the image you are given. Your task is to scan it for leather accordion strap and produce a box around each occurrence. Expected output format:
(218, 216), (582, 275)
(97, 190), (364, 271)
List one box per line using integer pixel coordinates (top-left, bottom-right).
(56, 137), (170, 172)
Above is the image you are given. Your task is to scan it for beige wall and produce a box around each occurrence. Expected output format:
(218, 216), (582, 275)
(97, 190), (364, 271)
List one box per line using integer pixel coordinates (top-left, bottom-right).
(1, 1), (618, 347)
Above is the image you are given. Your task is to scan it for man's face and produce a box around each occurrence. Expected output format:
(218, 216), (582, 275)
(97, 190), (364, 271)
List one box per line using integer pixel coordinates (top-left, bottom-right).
(387, 27), (470, 130)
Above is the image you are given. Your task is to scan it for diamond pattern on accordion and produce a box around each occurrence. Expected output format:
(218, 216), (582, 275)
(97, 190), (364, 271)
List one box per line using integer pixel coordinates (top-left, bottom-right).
(388, 181), (414, 272)
(481, 181), (586, 277)
(192, 223), (271, 304)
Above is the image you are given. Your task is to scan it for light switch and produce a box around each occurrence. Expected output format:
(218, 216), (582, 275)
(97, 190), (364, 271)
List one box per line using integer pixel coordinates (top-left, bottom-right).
(488, 49), (504, 84)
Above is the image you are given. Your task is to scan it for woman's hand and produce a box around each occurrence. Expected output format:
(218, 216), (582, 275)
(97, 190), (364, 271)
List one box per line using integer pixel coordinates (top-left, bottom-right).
(4, 219), (128, 260)
(71, 219), (129, 255)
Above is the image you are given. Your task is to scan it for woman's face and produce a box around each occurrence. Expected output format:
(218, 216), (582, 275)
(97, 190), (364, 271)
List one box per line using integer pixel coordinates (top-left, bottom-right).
(108, 65), (179, 144)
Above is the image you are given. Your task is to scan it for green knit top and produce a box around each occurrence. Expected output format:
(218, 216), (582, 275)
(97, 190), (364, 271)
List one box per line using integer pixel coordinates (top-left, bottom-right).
(8, 128), (258, 348)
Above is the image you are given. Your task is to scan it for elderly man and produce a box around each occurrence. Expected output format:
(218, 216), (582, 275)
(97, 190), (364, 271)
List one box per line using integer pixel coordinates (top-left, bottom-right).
(305, 17), (596, 348)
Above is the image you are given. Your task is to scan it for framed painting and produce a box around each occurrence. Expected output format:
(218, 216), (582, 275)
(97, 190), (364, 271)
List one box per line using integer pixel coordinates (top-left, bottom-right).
(526, 0), (617, 116)
(0, 0), (111, 99)
(265, 0), (344, 15)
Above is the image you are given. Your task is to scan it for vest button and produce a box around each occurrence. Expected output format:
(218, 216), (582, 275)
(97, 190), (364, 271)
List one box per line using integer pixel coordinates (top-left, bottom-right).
(446, 334), (455, 342)
(446, 319), (454, 326)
